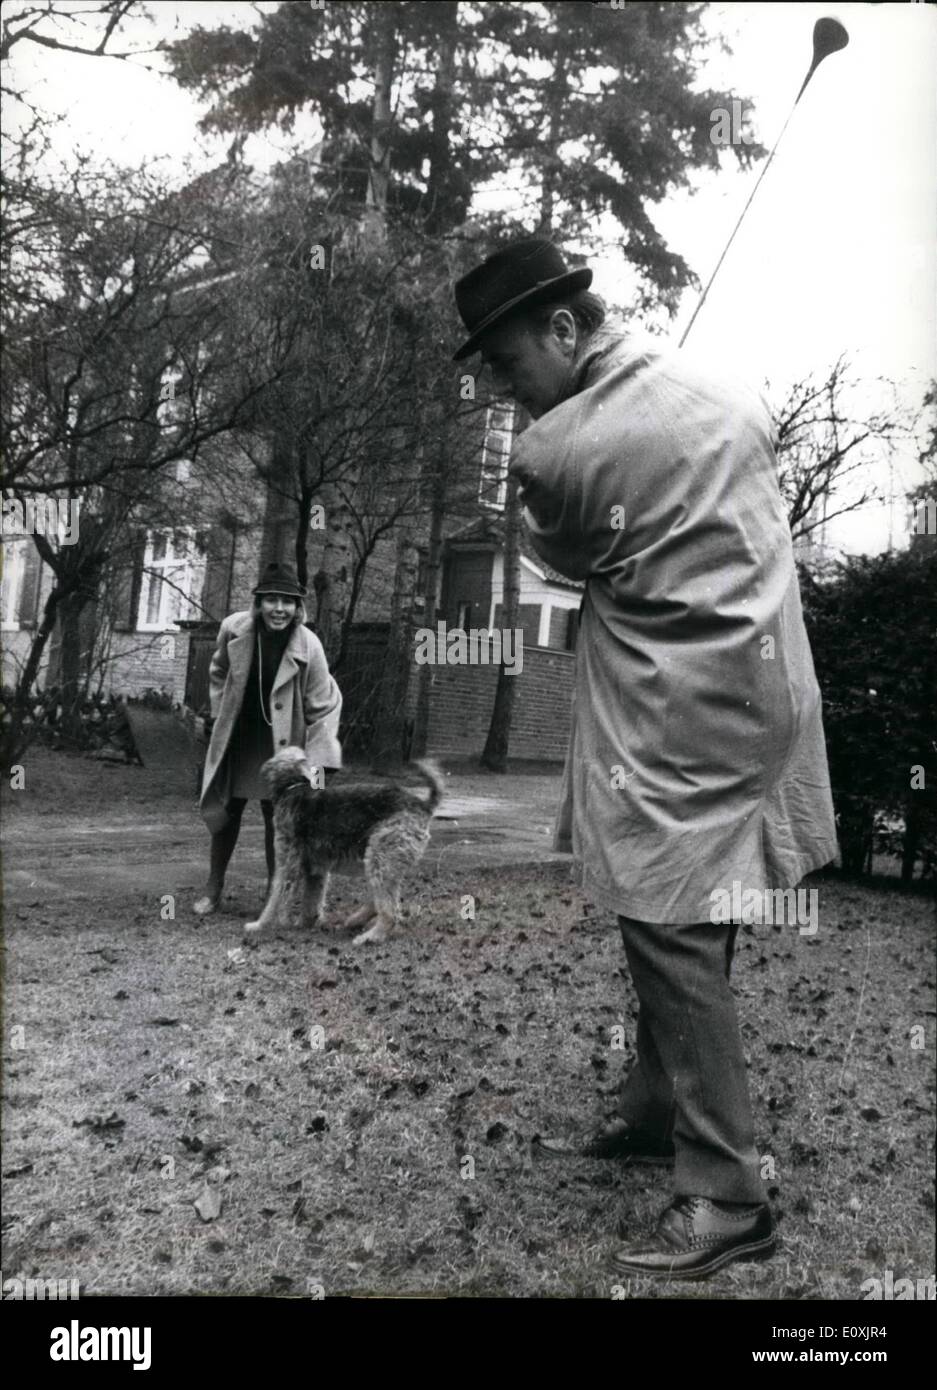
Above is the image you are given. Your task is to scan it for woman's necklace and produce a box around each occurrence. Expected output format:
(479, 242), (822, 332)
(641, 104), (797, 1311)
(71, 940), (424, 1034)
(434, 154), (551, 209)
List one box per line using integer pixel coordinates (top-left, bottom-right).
(258, 630), (274, 728)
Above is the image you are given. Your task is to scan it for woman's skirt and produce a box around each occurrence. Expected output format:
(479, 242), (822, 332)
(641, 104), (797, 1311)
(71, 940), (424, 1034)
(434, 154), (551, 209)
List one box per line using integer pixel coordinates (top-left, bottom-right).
(227, 712), (275, 802)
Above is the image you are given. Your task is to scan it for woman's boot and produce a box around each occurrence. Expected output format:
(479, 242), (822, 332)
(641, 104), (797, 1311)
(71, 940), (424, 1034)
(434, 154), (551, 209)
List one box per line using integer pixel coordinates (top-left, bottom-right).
(194, 802), (245, 914)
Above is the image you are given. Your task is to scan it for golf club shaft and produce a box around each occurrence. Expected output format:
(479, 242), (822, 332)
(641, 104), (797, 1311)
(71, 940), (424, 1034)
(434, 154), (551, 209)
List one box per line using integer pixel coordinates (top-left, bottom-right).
(677, 15), (849, 348)
(678, 97), (803, 349)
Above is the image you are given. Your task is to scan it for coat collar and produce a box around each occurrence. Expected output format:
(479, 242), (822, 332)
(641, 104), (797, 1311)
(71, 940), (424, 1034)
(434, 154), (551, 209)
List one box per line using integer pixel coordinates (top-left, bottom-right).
(561, 324), (660, 403)
(226, 610), (309, 693)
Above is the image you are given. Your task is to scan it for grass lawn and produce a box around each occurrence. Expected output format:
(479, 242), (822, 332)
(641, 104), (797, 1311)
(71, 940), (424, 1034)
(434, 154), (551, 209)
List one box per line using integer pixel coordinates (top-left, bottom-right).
(2, 751), (935, 1299)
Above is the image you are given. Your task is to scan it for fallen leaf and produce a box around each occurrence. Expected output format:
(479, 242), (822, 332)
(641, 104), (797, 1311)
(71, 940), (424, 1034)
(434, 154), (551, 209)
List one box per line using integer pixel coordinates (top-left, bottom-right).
(194, 1186), (222, 1222)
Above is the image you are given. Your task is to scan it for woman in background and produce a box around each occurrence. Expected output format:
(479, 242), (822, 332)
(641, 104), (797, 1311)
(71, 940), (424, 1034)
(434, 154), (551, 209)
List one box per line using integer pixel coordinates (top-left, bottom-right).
(193, 560), (342, 915)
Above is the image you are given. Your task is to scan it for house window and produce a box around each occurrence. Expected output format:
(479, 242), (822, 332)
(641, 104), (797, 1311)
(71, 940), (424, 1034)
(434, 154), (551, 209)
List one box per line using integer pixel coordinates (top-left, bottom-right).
(157, 341), (212, 433)
(136, 528), (206, 632)
(479, 402), (515, 511)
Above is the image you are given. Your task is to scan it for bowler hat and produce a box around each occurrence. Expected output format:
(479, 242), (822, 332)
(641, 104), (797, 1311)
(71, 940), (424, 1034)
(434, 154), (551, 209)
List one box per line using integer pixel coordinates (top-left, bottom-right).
(452, 237), (593, 362)
(253, 560), (306, 598)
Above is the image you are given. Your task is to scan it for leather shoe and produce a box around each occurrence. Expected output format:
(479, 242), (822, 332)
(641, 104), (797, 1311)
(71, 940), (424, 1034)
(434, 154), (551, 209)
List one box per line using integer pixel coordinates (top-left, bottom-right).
(534, 1118), (675, 1164)
(613, 1195), (776, 1279)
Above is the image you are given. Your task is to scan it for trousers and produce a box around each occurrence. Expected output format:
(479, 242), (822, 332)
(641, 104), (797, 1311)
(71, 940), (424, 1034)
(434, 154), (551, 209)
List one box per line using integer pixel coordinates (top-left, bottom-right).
(616, 915), (764, 1204)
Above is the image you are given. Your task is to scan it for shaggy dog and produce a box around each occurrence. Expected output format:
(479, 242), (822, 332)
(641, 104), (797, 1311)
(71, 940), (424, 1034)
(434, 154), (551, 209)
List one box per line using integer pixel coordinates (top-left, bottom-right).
(243, 747), (445, 944)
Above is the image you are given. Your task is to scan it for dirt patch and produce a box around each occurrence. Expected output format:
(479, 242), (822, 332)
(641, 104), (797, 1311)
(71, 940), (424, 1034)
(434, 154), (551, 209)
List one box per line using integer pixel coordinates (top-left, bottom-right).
(2, 749), (934, 1298)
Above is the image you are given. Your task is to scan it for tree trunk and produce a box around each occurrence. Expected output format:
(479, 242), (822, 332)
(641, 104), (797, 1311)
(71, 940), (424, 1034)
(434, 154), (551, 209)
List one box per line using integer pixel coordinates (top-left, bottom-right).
(296, 482), (315, 591)
(411, 456), (447, 757)
(371, 529), (418, 771)
(424, 1), (460, 233)
(1, 584), (61, 768)
(315, 482), (356, 663)
(362, 2), (396, 242)
(480, 475), (521, 772)
(56, 588), (93, 742)
(537, 49), (567, 237)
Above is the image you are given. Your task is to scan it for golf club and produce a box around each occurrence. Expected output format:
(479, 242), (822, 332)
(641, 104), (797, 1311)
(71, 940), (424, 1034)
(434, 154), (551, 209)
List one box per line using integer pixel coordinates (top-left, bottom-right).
(678, 16), (849, 347)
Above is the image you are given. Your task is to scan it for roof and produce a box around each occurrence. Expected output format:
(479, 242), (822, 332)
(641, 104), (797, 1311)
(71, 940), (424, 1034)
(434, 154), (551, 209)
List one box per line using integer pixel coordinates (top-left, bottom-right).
(445, 515), (583, 592)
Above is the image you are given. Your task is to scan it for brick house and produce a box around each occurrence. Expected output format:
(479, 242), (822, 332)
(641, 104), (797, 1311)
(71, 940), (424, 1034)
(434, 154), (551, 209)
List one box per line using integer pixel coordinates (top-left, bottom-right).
(2, 395), (582, 760)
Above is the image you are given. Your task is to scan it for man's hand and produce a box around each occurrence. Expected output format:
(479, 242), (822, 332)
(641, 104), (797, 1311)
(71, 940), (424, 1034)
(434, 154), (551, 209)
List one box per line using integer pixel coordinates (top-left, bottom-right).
(518, 479), (561, 530)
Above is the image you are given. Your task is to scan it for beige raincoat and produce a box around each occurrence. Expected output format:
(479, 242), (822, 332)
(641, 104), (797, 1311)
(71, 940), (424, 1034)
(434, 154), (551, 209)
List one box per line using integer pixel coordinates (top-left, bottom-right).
(509, 329), (838, 923)
(198, 609), (343, 833)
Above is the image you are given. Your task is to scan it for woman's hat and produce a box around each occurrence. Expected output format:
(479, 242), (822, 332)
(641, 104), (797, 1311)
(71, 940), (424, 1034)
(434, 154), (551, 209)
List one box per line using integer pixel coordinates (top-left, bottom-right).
(253, 560), (306, 598)
(452, 237), (593, 362)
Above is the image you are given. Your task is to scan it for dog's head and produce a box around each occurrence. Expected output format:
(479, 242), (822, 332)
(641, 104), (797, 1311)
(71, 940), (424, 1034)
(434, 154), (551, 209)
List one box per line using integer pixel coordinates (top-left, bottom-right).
(260, 746), (313, 798)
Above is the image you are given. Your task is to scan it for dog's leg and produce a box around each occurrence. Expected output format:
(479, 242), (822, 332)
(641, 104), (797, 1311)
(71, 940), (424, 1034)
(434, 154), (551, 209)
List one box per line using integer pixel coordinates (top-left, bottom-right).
(302, 868), (329, 928)
(244, 864), (284, 936)
(353, 839), (402, 945)
(353, 819), (431, 944)
(272, 837), (303, 928)
(352, 900), (397, 945)
(244, 827), (294, 935)
(344, 900), (377, 930)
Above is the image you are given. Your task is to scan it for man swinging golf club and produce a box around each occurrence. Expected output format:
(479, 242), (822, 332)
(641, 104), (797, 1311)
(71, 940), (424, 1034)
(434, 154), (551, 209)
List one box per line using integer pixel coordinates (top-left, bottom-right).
(451, 236), (838, 1278)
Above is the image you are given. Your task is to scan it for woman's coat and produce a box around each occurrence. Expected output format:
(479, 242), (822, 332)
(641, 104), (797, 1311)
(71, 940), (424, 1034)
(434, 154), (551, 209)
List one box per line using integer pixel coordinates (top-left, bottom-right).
(508, 329), (839, 924)
(199, 610), (343, 833)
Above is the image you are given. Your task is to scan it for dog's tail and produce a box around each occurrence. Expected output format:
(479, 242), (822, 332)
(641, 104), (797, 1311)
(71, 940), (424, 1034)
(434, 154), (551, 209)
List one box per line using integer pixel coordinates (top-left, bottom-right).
(413, 758), (445, 813)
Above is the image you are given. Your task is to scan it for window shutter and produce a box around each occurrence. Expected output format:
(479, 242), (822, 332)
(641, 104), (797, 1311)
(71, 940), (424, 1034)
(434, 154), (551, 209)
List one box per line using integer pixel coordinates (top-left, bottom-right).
(16, 542), (43, 627)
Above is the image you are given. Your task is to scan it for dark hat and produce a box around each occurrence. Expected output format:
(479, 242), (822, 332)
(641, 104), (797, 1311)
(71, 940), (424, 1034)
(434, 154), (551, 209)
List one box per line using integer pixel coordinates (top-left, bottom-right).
(452, 237), (593, 362)
(252, 560), (306, 598)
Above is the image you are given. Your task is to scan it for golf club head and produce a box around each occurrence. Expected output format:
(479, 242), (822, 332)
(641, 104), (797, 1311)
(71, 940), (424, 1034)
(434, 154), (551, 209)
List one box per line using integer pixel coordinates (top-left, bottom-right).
(798, 17), (849, 99)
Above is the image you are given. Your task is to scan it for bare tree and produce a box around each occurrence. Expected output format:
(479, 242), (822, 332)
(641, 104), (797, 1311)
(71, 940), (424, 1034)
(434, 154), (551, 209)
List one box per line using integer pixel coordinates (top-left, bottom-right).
(1, 1), (154, 66)
(1, 158), (288, 764)
(772, 355), (914, 546)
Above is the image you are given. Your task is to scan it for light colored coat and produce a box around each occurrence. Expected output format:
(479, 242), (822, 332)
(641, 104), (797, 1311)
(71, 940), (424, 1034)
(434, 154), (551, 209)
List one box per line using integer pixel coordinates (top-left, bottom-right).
(198, 609), (343, 833)
(508, 329), (838, 923)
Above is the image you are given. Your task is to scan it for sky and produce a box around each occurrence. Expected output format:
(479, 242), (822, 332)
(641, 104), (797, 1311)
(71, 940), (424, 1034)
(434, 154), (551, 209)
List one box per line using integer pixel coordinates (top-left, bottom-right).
(6, 0), (936, 555)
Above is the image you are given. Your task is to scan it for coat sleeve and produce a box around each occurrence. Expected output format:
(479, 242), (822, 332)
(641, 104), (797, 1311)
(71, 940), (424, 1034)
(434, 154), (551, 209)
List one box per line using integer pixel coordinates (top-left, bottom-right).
(300, 630), (343, 768)
(508, 397), (610, 583)
(208, 617), (233, 720)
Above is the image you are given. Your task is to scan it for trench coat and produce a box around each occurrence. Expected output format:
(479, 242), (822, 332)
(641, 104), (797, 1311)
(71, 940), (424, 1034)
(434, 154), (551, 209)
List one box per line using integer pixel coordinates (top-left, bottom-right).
(198, 610), (343, 833)
(508, 328), (839, 923)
